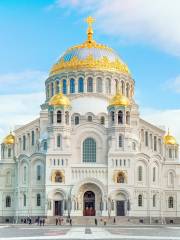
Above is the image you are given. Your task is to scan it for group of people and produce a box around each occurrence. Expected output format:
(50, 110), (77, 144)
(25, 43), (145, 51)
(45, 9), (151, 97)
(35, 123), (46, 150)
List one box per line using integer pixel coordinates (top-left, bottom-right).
(21, 216), (45, 226)
(94, 217), (116, 226)
(55, 217), (72, 226)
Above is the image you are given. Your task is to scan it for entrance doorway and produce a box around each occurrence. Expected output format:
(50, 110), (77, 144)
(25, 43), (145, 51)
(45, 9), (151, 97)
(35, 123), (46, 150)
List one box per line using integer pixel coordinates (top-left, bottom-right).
(116, 200), (125, 216)
(54, 201), (62, 216)
(83, 191), (95, 216)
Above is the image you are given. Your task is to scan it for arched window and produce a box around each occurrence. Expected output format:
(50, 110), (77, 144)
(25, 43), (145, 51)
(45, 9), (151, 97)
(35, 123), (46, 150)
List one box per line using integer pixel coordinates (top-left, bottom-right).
(47, 84), (50, 98)
(78, 77), (84, 93)
(37, 165), (41, 181)
(132, 142), (136, 150)
(126, 83), (130, 97)
(169, 172), (174, 185)
(100, 116), (105, 125)
(111, 111), (115, 123)
(115, 79), (118, 92)
(150, 134), (153, 149)
(138, 166), (142, 181)
(97, 77), (102, 93)
(154, 136), (157, 151)
(87, 115), (92, 122)
(23, 135), (26, 151)
(117, 172), (125, 183)
(6, 196), (11, 208)
(6, 171), (11, 185)
(153, 167), (156, 182)
(65, 111), (69, 125)
(106, 78), (111, 94)
(43, 141), (47, 151)
(118, 111), (123, 124)
(75, 116), (79, 125)
(55, 81), (59, 93)
(169, 149), (172, 158)
(57, 111), (62, 123)
(168, 196), (174, 208)
(83, 138), (96, 162)
(51, 82), (54, 96)
(63, 79), (67, 94)
(119, 135), (123, 148)
(37, 194), (41, 207)
(141, 129), (144, 142)
(23, 166), (27, 183)
(31, 131), (35, 146)
(158, 138), (162, 153)
(145, 131), (148, 147)
(138, 194), (143, 207)
(8, 148), (11, 157)
(70, 78), (75, 93)
(50, 111), (54, 124)
(153, 195), (156, 207)
(126, 111), (130, 125)
(55, 171), (63, 182)
(57, 135), (61, 148)
(121, 81), (125, 95)
(23, 194), (26, 207)
(87, 77), (93, 92)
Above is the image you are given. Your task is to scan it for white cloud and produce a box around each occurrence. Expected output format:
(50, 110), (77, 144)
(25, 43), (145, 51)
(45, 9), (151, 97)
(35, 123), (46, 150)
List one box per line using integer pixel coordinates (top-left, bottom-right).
(165, 75), (180, 93)
(54, 0), (180, 56)
(0, 92), (44, 143)
(0, 70), (48, 94)
(141, 108), (180, 143)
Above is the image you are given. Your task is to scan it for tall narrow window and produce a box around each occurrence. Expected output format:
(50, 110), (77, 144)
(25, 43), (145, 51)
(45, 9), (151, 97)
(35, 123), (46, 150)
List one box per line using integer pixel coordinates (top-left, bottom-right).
(126, 111), (130, 125)
(62, 79), (67, 94)
(8, 148), (11, 157)
(158, 139), (162, 153)
(6, 196), (11, 208)
(78, 77), (84, 93)
(169, 172), (174, 185)
(119, 135), (123, 148)
(154, 136), (157, 151)
(150, 134), (153, 149)
(121, 81), (125, 95)
(111, 111), (115, 123)
(47, 84), (50, 98)
(31, 131), (35, 146)
(23, 166), (27, 183)
(126, 83), (130, 97)
(75, 116), (79, 125)
(87, 77), (93, 92)
(43, 141), (47, 151)
(57, 111), (62, 123)
(51, 82), (54, 96)
(55, 81), (59, 93)
(153, 167), (156, 182)
(57, 135), (61, 148)
(145, 131), (148, 147)
(153, 195), (156, 207)
(168, 196), (174, 208)
(65, 111), (69, 125)
(23, 194), (26, 207)
(138, 166), (142, 181)
(83, 138), (96, 162)
(6, 171), (11, 185)
(37, 194), (41, 207)
(138, 194), (143, 207)
(50, 111), (53, 124)
(87, 116), (92, 122)
(106, 78), (111, 94)
(97, 77), (102, 93)
(118, 111), (123, 124)
(23, 135), (26, 151)
(100, 116), (105, 125)
(70, 78), (75, 93)
(37, 165), (41, 181)
(169, 149), (172, 158)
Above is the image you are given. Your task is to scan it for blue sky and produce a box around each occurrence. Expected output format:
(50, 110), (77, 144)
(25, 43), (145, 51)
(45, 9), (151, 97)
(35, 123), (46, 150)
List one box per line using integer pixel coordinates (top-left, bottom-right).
(0, 0), (180, 140)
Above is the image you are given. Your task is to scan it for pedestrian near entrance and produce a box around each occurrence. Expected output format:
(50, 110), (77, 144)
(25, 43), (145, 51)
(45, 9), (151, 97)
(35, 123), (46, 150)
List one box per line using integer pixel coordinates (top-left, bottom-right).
(113, 217), (116, 224)
(70, 218), (72, 226)
(95, 218), (97, 226)
(104, 219), (106, 226)
(55, 218), (58, 225)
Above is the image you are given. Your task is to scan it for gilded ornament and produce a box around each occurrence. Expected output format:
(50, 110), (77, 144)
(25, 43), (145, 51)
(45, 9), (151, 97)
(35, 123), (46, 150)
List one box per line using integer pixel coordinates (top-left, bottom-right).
(3, 132), (15, 145)
(164, 131), (177, 145)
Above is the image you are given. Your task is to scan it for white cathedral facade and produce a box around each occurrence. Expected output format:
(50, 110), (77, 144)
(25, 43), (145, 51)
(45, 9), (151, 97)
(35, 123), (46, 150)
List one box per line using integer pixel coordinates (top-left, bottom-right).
(0, 17), (180, 223)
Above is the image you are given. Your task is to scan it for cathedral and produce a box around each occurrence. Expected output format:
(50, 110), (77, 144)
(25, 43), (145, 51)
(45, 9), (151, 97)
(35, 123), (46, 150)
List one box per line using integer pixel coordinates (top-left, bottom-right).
(0, 16), (179, 223)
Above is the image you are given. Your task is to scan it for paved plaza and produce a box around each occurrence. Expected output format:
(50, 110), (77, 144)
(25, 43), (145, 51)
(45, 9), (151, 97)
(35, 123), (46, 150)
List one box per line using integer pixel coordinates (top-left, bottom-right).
(1, 225), (180, 240)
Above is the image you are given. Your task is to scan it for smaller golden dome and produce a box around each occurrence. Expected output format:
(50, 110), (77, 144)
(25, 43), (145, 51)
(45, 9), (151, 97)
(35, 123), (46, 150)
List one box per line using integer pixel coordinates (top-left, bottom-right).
(3, 132), (15, 145)
(109, 92), (130, 107)
(49, 92), (71, 107)
(164, 132), (177, 145)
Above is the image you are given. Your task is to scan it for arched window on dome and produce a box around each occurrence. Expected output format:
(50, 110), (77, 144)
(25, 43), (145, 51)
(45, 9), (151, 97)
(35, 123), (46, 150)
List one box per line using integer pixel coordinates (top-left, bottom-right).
(121, 81), (125, 95)
(126, 111), (130, 125)
(6, 196), (11, 208)
(87, 77), (93, 92)
(55, 81), (59, 93)
(51, 82), (54, 96)
(118, 111), (123, 124)
(50, 111), (54, 124)
(100, 116), (105, 125)
(97, 77), (102, 93)
(168, 196), (174, 208)
(111, 111), (115, 123)
(78, 77), (84, 93)
(75, 116), (79, 125)
(87, 115), (93, 122)
(65, 111), (69, 125)
(70, 78), (75, 93)
(57, 111), (62, 123)
(126, 83), (130, 97)
(138, 194), (143, 207)
(63, 79), (67, 94)
(106, 78), (111, 94)
(115, 79), (118, 92)
(47, 84), (50, 98)
(83, 138), (96, 162)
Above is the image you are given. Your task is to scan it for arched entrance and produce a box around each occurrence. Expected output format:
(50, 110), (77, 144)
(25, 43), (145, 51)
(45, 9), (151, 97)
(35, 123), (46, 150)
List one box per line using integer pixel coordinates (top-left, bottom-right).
(83, 191), (95, 216)
(53, 192), (64, 216)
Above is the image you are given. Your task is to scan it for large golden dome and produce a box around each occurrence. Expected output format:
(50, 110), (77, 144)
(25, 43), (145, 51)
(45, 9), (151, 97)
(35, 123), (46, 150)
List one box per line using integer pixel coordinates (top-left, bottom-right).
(50, 16), (130, 76)
(164, 132), (177, 145)
(3, 132), (15, 145)
(49, 92), (71, 107)
(109, 92), (130, 107)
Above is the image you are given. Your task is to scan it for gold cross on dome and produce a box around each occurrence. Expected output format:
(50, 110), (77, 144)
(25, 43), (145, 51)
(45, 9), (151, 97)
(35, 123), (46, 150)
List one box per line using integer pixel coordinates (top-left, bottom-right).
(85, 16), (95, 27)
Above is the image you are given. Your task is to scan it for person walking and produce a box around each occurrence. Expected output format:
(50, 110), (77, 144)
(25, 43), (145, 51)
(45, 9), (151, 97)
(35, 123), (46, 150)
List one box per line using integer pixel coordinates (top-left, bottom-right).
(70, 218), (72, 226)
(113, 217), (116, 224)
(95, 218), (97, 226)
(56, 218), (58, 226)
(42, 218), (45, 226)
